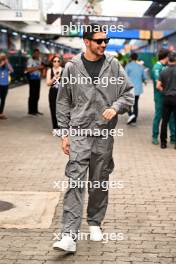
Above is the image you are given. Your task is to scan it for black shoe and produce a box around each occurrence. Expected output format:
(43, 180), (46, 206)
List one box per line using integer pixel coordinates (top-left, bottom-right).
(28, 113), (37, 116)
(161, 143), (167, 149)
(36, 112), (44, 115)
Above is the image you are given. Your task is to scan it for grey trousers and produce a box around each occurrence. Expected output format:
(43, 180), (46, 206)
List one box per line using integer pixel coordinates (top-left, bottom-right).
(61, 135), (114, 234)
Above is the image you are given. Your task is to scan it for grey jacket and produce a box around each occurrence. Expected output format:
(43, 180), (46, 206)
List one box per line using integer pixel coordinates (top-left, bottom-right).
(56, 53), (134, 134)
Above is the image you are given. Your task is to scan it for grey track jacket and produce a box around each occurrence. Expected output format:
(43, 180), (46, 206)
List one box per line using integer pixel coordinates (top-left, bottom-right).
(56, 53), (134, 134)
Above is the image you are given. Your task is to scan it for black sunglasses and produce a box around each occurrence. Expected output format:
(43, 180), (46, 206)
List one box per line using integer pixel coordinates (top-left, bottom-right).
(90, 38), (110, 45)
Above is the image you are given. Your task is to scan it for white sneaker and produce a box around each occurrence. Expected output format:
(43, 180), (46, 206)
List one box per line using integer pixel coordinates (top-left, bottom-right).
(127, 114), (136, 125)
(53, 235), (76, 252)
(89, 226), (103, 241)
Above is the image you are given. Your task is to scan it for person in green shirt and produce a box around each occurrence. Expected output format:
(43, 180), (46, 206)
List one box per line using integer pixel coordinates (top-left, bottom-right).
(151, 49), (175, 145)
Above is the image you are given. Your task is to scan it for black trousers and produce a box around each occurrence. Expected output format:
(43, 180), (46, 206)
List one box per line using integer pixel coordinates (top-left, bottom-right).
(28, 79), (41, 114)
(128, 95), (140, 122)
(0, 85), (8, 114)
(160, 95), (176, 144)
(49, 87), (58, 129)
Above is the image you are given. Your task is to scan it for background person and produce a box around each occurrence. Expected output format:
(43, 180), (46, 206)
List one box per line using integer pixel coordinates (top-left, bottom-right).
(46, 55), (63, 135)
(125, 53), (147, 125)
(151, 49), (175, 145)
(157, 52), (176, 149)
(0, 54), (13, 120)
(26, 49), (44, 116)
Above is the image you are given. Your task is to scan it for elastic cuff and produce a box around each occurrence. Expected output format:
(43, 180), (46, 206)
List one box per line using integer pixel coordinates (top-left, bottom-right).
(111, 103), (120, 113)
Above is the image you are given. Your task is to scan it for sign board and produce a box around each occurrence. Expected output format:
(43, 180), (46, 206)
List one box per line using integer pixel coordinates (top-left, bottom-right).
(0, 10), (40, 22)
(47, 14), (176, 31)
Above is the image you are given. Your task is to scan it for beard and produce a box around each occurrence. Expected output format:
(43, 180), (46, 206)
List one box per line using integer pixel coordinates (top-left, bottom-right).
(89, 44), (105, 57)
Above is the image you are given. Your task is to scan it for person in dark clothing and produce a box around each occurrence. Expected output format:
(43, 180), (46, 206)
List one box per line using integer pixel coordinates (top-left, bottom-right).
(0, 54), (13, 120)
(157, 52), (176, 149)
(46, 55), (62, 135)
(26, 49), (44, 116)
(151, 49), (175, 145)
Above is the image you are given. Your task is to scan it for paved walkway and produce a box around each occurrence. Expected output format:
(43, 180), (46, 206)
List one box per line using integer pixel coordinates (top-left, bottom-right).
(0, 81), (176, 264)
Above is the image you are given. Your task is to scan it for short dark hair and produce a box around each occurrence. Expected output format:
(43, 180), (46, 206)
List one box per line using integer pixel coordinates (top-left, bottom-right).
(168, 51), (176, 63)
(33, 48), (40, 54)
(83, 24), (106, 39)
(130, 53), (138, 61)
(158, 49), (169, 60)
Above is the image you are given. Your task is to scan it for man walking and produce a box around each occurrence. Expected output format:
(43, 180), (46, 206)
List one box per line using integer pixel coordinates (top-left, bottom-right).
(157, 51), (176, 149)
(152, 49), (175, 145)
(26, 49), (44, 116)
(54, 24), (134, 252)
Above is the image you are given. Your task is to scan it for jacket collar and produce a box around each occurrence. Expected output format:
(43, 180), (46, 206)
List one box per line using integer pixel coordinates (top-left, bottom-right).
(69, 53), (114, 77)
